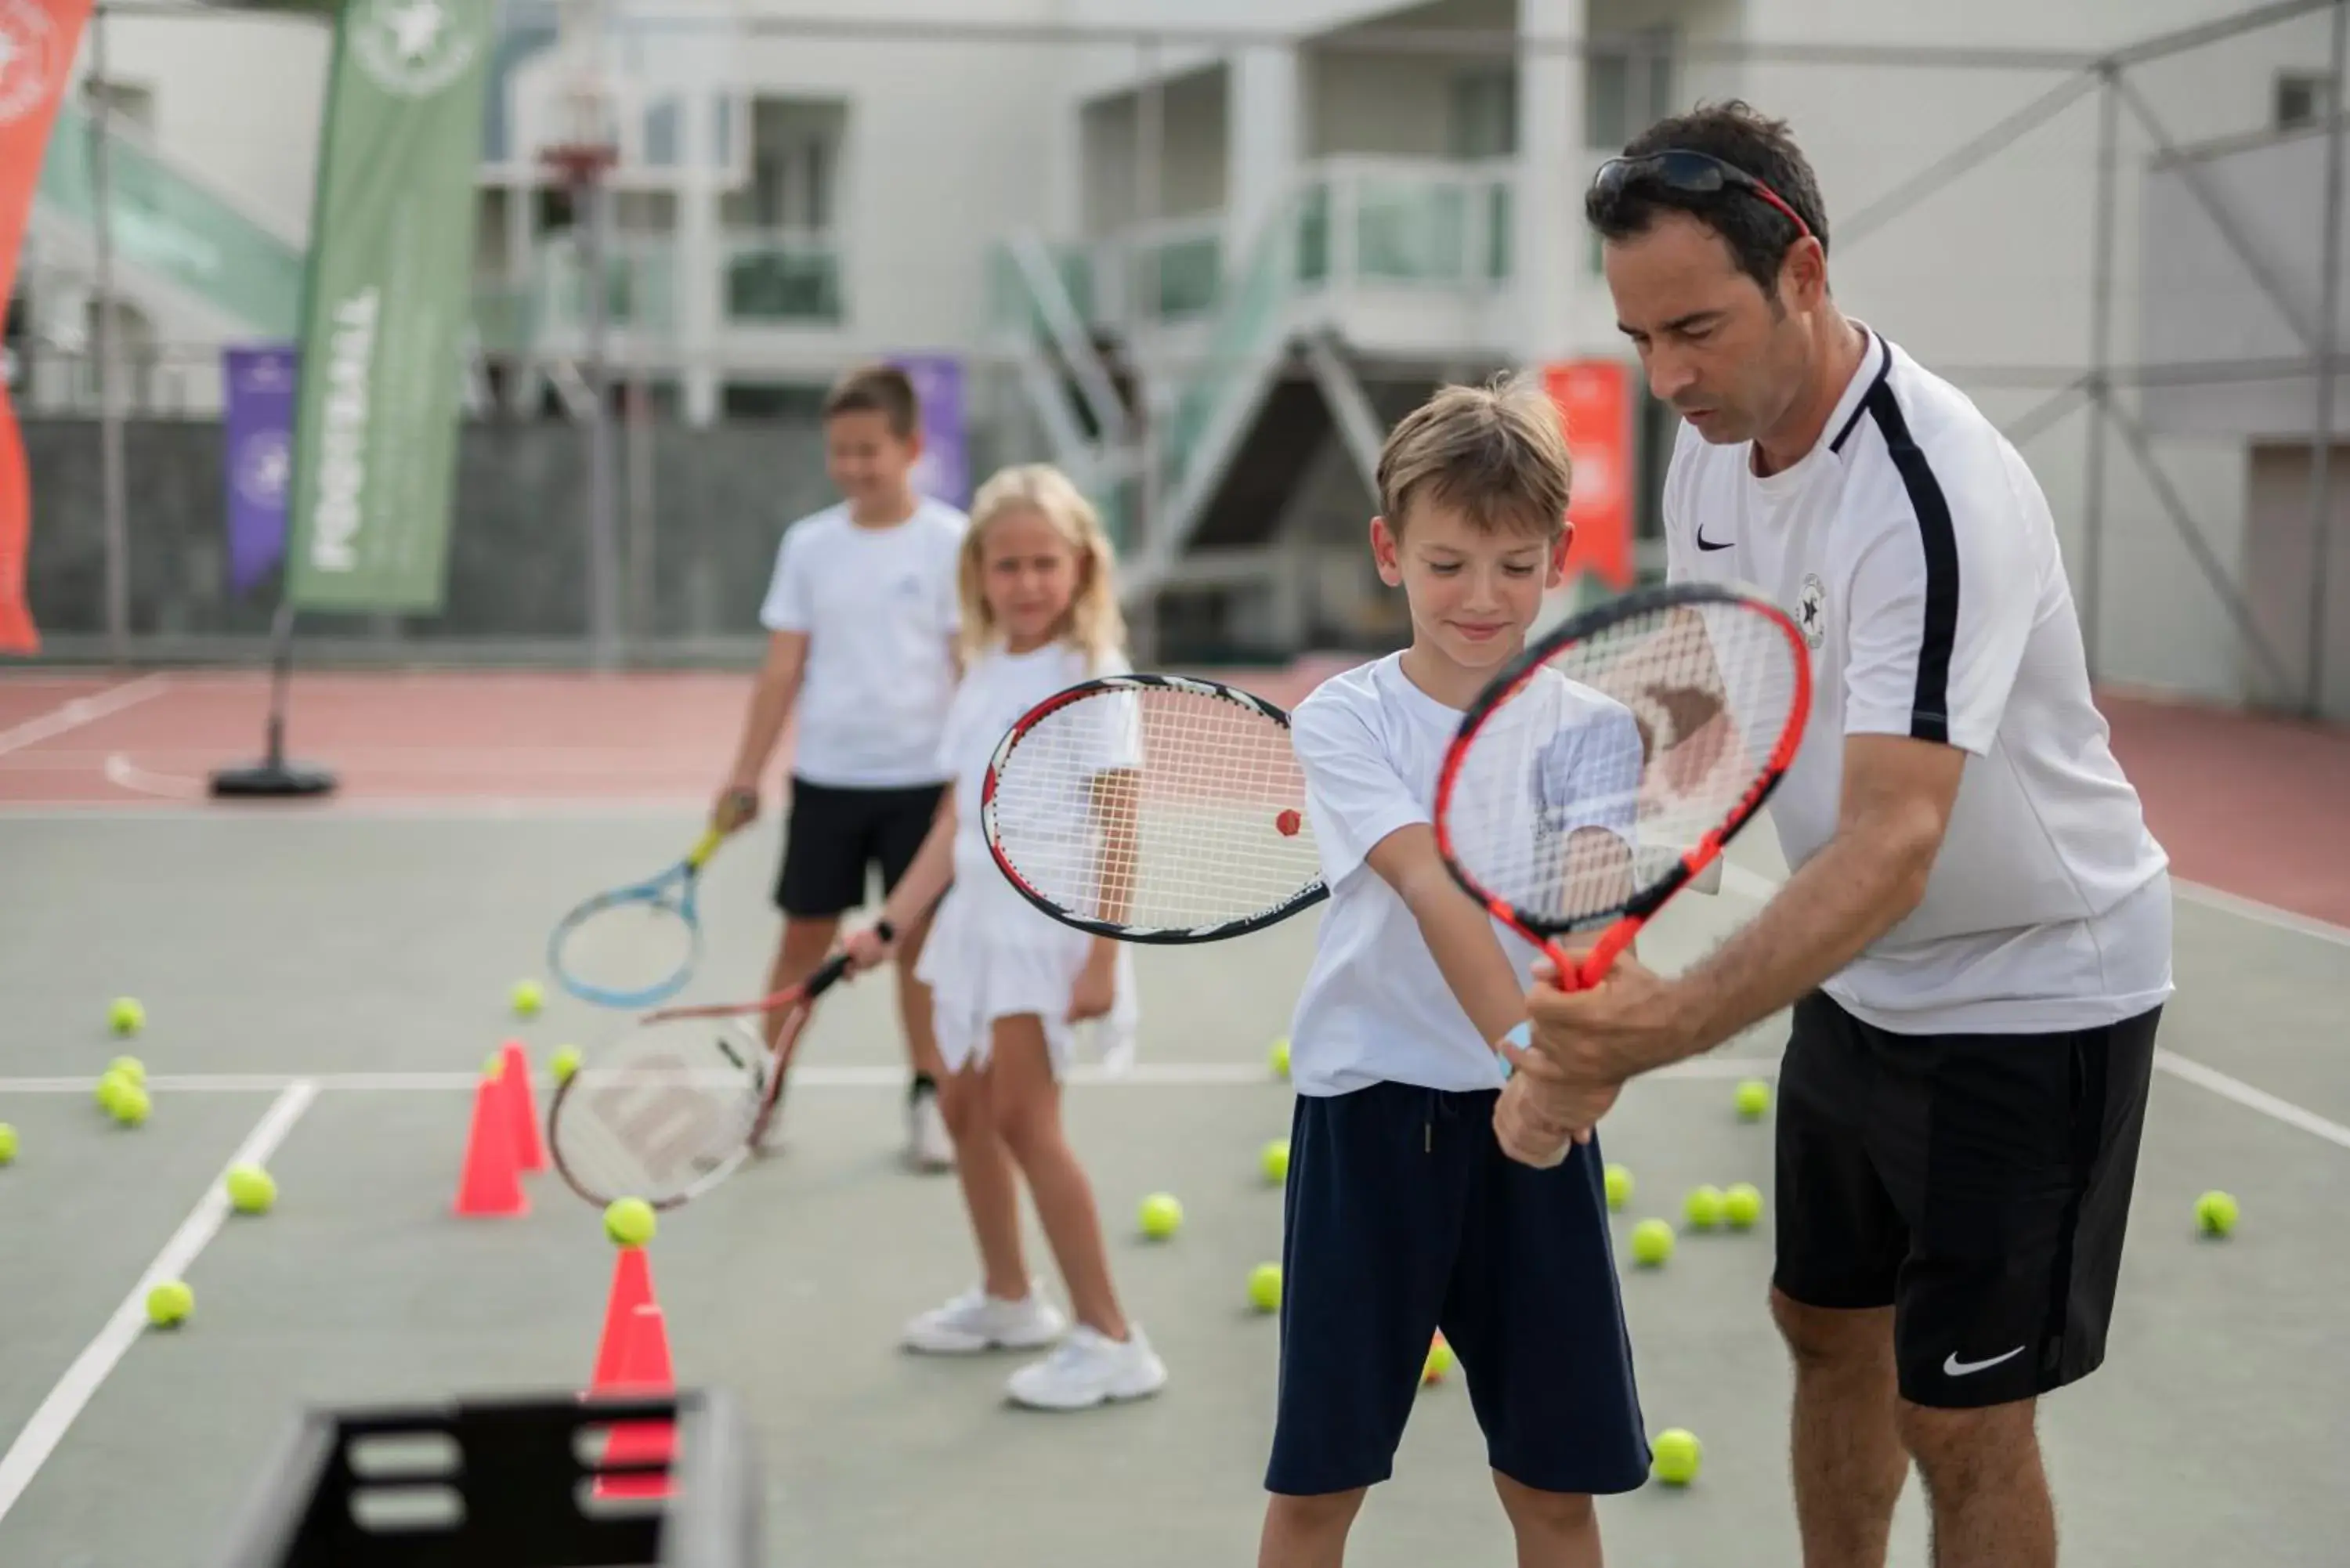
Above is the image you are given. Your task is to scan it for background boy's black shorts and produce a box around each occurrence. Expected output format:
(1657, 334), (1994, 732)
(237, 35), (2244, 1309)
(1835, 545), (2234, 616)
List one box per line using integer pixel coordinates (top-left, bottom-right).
(1773, 991), (2161, 1409)
(774, 776), (945, 919)
(1266, 1080), (1650, 1498)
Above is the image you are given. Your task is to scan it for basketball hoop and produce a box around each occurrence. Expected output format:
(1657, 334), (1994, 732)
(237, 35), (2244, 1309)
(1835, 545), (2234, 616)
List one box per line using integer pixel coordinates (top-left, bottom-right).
(541, 142), (619, 187)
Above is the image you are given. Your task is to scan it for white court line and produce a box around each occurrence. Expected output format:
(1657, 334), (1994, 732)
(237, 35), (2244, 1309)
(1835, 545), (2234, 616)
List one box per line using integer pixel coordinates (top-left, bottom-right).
(0, 1060), (1780, 1097)
(100, 753), (206, 801)
(0, 674), (169, 759)
(2153, 1050), (2350, 1151)
(2171, 878), (2350, 948)
(0, 1082), (318, 1527)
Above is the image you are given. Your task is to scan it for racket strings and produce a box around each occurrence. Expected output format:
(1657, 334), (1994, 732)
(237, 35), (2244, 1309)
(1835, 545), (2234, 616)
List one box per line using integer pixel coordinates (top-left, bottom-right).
(1446, 602), (1802, 928)
(989, 687), (1321, 931)
(551, 894), (698, 1002)
(551, 1019), (764, 1205)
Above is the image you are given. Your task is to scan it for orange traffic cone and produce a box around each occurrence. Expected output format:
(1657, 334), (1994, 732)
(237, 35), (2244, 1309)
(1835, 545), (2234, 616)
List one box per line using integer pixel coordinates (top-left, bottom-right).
(451, 1073), (528, 1217)
(587, 1246), (656, 1393)
(496, 1040), (548, 1174)
(591, 1302), (675, 1500)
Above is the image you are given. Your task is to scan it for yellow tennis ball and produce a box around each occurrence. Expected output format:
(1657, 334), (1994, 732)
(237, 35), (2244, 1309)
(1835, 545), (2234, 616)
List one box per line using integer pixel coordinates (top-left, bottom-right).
(1684, 1184), (1726, 1231)
(0, 1123), (16, 1165)
(2196, 1190), (2239, 1237)
(146, 1280), (193, 1328)
(112, 1084), (151, 1128)
(1603, 1162), (1633, 1211)
(551, 1045), (583, 1083)
(96, 1070), (130, 1111)
(511, 980), (544, 1019)
(1248, 1261), (1283, 1313)
(109, 997), (145, 1036)
(1735, 1078), (1771, 1121)
(109, 1055), (146, 1086)
(604, 1197), (657, 1248)
(1138, 1191), (1184, 1239)
(1723, 1182), (1763, 1230)
(1630, 1217), (1676, 1267)
(1268, 1037), (1291, 1080)
(1260, 1138), (1290, 1185)
(1651, 1427), (1702, 1486)
(225, 1163), (277, 1215)
(1422, 1332), (1455, 1385)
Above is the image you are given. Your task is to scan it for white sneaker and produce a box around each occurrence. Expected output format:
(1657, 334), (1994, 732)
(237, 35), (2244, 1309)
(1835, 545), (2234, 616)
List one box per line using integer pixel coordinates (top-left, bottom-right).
(906, 1082), (954, 1172)
(1005, 1324), (1168, 1411)
(902, 1286), (1067, 1354)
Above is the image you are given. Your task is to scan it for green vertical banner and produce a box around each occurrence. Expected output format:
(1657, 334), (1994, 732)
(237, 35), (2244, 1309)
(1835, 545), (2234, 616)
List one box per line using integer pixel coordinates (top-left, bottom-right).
(284, 0), (495, 612)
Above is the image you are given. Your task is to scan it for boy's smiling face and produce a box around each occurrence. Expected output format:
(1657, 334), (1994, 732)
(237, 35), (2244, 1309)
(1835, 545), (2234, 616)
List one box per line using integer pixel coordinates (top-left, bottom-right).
(1372, 499), (1571, 678)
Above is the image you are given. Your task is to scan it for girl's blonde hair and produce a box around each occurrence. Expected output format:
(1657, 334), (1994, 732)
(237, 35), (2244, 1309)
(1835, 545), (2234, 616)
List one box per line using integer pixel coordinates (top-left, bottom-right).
(958, 463), (1128, 665)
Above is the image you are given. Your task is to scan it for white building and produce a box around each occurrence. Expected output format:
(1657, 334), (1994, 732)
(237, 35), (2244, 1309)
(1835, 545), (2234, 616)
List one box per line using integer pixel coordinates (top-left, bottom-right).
(20, 0), (2348, 713)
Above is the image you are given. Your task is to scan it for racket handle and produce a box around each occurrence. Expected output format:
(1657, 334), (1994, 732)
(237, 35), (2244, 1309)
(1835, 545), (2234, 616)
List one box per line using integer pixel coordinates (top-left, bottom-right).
(1495, 1019), (1532, 1080)
(687, 824), (728, 868)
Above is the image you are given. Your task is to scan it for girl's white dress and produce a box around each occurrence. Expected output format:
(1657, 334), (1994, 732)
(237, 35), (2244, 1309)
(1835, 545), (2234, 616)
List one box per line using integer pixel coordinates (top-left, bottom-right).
(916, 640), (1141, 1076)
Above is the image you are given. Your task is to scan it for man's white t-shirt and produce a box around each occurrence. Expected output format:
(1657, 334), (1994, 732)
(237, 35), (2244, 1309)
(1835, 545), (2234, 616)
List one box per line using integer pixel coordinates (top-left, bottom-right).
(1665, 327), (2173, 1035)
(758, 499), (967, 789)
(1284, 654), (1639, 1098)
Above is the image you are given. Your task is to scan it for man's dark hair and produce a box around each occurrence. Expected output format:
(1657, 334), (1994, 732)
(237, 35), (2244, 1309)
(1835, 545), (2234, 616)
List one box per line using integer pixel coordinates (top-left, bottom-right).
(1584, 101), (1829, 299)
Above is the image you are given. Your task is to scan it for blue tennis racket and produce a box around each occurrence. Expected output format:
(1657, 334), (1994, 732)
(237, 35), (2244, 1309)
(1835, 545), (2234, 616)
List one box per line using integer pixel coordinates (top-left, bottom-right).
(548, 807), (743, 1009)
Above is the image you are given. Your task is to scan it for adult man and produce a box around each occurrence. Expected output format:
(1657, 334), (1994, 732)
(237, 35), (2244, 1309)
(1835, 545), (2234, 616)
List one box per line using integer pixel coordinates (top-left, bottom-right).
(1500, 103), (2174, 1568)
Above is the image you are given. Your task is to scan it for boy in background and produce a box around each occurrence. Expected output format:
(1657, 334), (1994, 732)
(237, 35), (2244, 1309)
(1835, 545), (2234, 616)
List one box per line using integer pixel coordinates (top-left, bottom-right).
(716, 364), (966, 1171)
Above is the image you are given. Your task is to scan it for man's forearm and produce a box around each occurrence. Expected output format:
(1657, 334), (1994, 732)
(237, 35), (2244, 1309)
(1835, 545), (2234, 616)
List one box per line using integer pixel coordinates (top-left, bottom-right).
(1665, 830), (1932, 1062)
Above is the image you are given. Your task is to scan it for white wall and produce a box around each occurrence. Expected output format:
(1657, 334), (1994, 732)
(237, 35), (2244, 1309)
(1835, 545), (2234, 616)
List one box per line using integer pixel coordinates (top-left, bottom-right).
(75, 9), (331, 239)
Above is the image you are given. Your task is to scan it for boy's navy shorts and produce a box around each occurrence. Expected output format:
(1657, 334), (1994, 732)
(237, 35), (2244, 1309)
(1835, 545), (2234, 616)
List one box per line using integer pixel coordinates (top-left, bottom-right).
(1266, 1079), (1651, 1498)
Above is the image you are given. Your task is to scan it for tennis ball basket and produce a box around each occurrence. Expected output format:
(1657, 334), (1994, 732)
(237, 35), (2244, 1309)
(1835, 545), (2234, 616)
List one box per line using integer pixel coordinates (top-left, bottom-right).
(210, 1388), (761, 1567)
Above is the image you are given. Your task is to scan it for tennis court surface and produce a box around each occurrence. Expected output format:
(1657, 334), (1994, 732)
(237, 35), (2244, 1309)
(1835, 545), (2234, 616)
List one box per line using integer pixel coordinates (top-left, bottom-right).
(3, 667), (2346, 1566)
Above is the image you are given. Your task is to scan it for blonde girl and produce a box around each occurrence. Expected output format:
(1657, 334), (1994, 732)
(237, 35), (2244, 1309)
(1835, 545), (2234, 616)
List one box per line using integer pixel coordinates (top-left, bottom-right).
(843, 463), (1163, 1411)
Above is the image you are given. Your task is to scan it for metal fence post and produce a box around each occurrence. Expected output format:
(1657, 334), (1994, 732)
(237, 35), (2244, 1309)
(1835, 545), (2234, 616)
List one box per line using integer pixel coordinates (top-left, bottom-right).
(2081, 63), (2119, 682)
(2303, 0), (2348, 716)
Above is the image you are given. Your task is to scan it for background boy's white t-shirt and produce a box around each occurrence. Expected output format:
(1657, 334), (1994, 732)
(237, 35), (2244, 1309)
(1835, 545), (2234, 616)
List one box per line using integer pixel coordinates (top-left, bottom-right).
(1285, 653), (1630, 1099)
(758, 499), (967, 789)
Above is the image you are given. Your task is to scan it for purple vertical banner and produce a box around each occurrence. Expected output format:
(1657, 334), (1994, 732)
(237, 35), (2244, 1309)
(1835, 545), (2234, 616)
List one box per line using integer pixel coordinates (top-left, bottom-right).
(891, 352), (968, 508)
(222, 345), (298, 595)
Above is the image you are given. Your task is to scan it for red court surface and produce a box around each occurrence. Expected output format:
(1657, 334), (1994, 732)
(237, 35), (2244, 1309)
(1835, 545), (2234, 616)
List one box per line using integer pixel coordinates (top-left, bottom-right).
(3, 665), (2343, 927)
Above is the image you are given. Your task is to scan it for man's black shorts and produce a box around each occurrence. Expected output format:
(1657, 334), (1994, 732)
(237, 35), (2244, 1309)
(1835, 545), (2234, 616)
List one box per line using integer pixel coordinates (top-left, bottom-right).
(1773, 992), (2160, 1410)
(773, 776), (945, 919)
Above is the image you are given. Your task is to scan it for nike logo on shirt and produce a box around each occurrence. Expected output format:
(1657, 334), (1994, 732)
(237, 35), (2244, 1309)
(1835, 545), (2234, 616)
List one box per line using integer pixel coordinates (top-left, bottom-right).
(1695, 525), (1734, 551)
(1943, 1346), (2026, 1378)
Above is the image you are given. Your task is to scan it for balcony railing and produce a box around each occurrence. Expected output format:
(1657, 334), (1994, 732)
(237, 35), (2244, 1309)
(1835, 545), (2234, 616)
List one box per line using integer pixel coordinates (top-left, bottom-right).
(1296, 156), (1514, 292)
(722, 229), (843, 325)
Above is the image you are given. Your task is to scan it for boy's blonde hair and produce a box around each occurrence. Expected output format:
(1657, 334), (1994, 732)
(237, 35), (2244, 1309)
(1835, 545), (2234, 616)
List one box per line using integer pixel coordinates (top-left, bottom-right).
(1376, 374), (1573, 538)
(959, 464), (1127, 665)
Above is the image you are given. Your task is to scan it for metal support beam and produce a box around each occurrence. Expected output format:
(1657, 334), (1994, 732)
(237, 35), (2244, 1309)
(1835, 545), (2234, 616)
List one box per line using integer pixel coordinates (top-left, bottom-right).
(2102, 396), (2298, 697)
(1300, 332), (1384, 504)
(89, 14), (128, 664)
(2081, 69), (2118, 680)
(1840, 72), (2099, 250)
(2117, 75), (2320, 351)
(1997, 379), (2091, 449)
(2303, 0), (2349, 717)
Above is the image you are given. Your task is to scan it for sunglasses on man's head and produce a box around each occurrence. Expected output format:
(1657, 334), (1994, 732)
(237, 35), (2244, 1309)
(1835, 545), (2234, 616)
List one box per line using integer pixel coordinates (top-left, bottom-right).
(1589, 149), (1814, 242)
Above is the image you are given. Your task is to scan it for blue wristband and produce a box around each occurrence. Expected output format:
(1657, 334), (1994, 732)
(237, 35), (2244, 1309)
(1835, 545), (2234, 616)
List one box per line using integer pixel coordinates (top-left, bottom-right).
(1496, 1019), (1531, 1080)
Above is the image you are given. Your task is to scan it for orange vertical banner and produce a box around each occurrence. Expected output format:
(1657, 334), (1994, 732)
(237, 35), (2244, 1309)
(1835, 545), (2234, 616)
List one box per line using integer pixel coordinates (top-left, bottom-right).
(1543, 359), (1636, 591)
(0, 0), (93, 655)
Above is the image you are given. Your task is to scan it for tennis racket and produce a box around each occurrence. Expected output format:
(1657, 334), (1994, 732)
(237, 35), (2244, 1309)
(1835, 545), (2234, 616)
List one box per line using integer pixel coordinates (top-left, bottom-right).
(982, 674), (1328, 942)
(547, 793), (752, 1009)
(545, 938), (873, 1210)
(1434, 580), (1811, 1002)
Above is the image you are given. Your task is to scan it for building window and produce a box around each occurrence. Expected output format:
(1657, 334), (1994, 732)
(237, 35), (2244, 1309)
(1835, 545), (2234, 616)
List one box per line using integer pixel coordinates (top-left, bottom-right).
(2277, 71), (2334, 131)
(1449, 67), (1517, 160)
(1586, 30), (1675, 150)
(722, 98), (844, 233)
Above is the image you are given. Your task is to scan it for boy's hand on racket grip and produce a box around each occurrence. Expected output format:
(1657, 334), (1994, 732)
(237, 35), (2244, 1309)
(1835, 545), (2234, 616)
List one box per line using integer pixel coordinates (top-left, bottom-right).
(1493, 1071), (1580, 1169)
(711, 783), (759, 834)
(840, 923), (895, 974)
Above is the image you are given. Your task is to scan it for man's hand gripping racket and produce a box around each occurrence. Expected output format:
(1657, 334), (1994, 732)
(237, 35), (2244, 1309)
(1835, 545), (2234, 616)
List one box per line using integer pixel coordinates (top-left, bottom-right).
(1431, 583), (1812, 1154)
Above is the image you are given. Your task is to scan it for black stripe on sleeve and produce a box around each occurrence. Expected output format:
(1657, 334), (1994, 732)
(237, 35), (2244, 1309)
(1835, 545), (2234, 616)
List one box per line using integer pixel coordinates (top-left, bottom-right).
(1859, 379), (1960, 745)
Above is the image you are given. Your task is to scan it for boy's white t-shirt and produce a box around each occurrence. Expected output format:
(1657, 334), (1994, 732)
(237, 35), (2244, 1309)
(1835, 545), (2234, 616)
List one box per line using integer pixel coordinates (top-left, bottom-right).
(1285, 653), (1640, 1099)
(758, 498), (967, 789)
